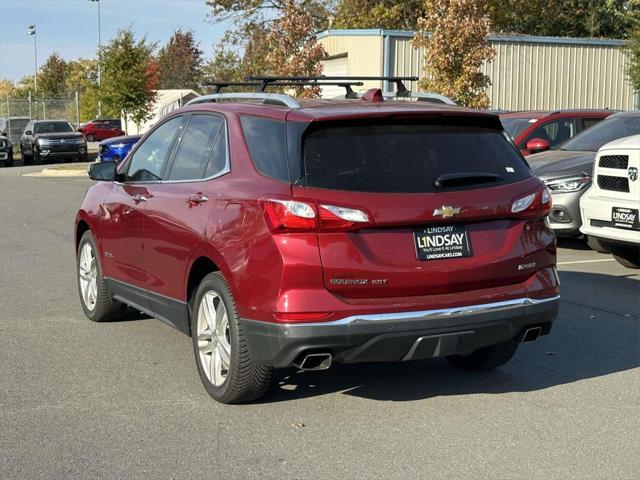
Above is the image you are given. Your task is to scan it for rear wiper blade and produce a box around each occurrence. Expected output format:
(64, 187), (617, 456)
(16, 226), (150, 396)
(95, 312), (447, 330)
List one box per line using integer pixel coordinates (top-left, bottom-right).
(434, 172), (503, 188)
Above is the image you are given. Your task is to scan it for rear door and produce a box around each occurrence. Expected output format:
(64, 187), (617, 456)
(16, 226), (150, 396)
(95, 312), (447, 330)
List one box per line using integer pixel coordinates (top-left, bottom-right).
(294, 117), (546, 300)
(141, 113), (229, 329)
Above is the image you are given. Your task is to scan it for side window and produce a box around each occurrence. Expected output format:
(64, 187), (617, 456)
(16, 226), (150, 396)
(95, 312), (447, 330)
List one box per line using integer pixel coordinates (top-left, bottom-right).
(582, 118), (603, 131)
(240, 116), (289, 182)
(126, 116), (184, 182)
(525, 118), (577, 148)
(168, 114), (225, 181)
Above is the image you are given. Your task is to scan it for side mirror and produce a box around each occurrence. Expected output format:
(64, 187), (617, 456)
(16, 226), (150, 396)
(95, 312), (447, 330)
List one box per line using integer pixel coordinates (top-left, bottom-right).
(526, 138), (551, 153)
(25, 130), (33, 136)
(88, 161), (117, 181)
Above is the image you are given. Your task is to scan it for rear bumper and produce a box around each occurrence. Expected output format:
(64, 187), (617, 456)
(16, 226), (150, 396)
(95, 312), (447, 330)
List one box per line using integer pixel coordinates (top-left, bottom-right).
(241, 295), (560, 368)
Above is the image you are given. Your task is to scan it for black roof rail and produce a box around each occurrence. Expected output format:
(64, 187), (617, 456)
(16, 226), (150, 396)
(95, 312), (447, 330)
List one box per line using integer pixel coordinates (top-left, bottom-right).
(247, 75), (419, 96)
(205, 78), (364, 98)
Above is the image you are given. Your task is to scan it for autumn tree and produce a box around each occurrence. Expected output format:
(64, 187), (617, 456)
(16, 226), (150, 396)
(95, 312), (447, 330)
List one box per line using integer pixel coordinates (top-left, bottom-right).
(38, 53), (68, 98)
(333, 0), (423, 30)
(157, 30), (204, 90)
(412, 0), (495, 108)
(100, 29), (158, 128)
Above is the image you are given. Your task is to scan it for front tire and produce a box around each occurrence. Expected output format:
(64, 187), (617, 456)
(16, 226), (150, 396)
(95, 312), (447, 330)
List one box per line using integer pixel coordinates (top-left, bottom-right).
(610, 245), (640, 269)
(191, 272), (272, 404)
(585, 235), (610, 254)
(77, 231), (127, 321)
(447, 337), (520, 371)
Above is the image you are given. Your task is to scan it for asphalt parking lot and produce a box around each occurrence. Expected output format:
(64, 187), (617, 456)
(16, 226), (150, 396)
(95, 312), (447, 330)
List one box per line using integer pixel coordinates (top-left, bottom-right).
(1, 165), (638, 480)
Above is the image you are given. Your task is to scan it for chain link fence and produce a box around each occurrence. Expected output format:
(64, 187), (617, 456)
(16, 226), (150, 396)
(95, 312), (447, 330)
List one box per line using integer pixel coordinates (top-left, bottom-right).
(1, 94), (80, 143)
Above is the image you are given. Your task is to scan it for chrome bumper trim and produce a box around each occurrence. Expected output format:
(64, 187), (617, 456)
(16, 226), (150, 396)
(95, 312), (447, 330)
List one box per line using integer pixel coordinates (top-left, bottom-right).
(287, 295), (560, 328)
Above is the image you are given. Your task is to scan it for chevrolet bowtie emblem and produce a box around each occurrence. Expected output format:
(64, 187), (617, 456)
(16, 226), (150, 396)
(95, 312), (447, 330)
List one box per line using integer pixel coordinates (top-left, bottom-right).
(433, 206), (462, 218)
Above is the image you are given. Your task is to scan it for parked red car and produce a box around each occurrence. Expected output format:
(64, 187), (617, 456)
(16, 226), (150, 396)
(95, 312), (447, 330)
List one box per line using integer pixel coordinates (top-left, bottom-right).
(501, 110), (614, 156)
(75, 85), (559, 403)
(78, 121), (125, 142)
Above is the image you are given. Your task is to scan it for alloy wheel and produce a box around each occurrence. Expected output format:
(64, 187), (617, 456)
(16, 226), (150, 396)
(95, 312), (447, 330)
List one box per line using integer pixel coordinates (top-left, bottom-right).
(197, 291), (231, 387)
(78, 242), (98, 311)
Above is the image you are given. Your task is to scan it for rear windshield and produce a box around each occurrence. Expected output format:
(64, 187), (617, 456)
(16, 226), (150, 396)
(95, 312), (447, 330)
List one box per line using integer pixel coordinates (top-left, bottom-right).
(501, 117), (535, 139)
(302, 122), (531, 193)
(34, 121), (74, 134)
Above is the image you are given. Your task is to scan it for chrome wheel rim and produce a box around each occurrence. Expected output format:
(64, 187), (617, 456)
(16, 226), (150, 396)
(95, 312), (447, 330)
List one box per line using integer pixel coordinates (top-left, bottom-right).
(78, 243), (98, 311)
(197, 291), (231, 387)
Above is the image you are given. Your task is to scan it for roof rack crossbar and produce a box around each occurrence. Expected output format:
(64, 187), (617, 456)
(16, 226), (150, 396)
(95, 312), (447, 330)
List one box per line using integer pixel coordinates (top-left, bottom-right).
(186, 93), (300, 108)
(202, 81), (262, 93)
(247, 75), (418, 94)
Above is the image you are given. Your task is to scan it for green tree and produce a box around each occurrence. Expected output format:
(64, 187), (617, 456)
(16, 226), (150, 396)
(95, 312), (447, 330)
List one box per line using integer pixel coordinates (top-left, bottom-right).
(157, 30), (204, 90)
(38, 52), (68, 98)
(100, 29), (158, 129)
(333, 0), (423, 30)
(626, 25), (640, 101)
(412, 0), (495, 108)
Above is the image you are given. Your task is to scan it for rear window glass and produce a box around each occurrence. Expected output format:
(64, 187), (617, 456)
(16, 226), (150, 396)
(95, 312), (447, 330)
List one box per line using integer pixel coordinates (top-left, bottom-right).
(240, 116), (289, 182)
(302, 122), (531, 193)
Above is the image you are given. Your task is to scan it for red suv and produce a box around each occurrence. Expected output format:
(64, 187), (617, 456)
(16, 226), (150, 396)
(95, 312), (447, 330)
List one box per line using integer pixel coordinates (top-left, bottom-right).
(78, 121), (125, 142)
(75, 85), (559, 403)
(501, 110), (614, 156)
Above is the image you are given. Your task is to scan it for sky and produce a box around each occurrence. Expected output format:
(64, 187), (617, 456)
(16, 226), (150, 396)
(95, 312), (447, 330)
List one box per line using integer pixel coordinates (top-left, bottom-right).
(0, 0), (231, 81)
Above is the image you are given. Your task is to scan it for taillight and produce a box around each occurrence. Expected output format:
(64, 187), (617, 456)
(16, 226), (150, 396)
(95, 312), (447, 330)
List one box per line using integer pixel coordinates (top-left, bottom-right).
(261, 198), (372, 232)
(511, 185), (552, 219)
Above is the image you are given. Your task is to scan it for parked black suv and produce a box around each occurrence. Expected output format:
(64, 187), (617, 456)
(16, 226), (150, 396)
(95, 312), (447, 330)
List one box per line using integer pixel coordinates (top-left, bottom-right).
(0, 134), (13, 167)
(20, 120), (87, 164)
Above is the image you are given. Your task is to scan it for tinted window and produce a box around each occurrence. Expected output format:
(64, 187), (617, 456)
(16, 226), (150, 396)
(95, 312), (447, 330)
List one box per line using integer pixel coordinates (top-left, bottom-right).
(303, 122), (530, 193)
(168, 114), (225, 181)
(582, 118), (604, 130)
(501, 117), (535, 139)
(240, 116), (289, 182)
(127, 116), (184, 182)
(204, 125), (228, 178)
(561, 115), (640, 152)
(34, 121), (74, 134)
(524, 118), (576, 148)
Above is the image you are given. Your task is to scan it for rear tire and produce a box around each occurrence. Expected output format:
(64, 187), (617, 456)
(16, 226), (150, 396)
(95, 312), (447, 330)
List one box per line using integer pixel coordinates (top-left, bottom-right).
(191, 272), (272, 404)
(447, 337), (520, 371)
(586, 236), (610, 254)
(610, 245), (640, 269)
(77, 231), (127, 322)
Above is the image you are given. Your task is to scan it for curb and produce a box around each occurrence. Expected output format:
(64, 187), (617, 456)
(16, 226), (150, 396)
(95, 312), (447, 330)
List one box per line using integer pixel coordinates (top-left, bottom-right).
(23, 167), (90, 178)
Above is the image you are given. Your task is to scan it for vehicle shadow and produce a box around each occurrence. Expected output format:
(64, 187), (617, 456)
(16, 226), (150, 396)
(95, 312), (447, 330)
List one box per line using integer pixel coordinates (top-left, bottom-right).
(556, 236), (591, 251)
(263, 271), (639, 403)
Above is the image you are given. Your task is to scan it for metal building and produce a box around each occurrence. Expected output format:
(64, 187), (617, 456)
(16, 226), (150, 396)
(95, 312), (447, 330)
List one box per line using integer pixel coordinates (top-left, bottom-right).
(318, 30), (637, 110)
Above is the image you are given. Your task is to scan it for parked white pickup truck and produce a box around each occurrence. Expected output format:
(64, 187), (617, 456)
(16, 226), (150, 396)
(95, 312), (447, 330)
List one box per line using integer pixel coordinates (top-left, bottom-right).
(580, 135), (640, 268)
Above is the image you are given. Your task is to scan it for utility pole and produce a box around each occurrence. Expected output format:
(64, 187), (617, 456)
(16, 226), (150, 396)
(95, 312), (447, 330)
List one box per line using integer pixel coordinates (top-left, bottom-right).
(27, 25), (37, 93)
(89, 0), (102, 117)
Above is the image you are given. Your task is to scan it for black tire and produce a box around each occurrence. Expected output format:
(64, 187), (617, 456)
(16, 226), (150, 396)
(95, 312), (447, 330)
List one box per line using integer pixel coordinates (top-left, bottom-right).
(5, 151), (13, 167)
(32, 148), (41, 165)
(22, 151), (32, 165)
(77, 230), (127, 322)
(86, 134), (94, 142)
(610, 244), (640, 269)
(191, 272), (272, 404)
(585, 235), (610, 254)
(447, 337), (520, 371)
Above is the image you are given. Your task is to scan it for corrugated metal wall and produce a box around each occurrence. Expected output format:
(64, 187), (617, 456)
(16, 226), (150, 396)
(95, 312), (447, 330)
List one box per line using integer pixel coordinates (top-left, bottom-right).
(320, 31), (636, 110)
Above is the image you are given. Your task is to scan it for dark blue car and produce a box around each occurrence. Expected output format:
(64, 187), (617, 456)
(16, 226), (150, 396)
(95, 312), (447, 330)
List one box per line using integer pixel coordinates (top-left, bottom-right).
(98, 135), (142, 163)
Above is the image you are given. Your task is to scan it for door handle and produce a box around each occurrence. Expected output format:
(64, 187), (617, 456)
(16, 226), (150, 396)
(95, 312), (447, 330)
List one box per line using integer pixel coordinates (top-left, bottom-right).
(189, 193), (208, 204)
(132, 193), (147, 202)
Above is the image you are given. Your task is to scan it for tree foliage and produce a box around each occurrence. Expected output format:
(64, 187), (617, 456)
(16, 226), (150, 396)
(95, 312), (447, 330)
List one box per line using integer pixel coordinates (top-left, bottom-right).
(333, 0), (423, 30)
(38, 53), (68, 98)
(626, 25), (640, 99)
(157, 30), (204, 90)
(412, 0), (495, 108)
(100, 29), (158, 127)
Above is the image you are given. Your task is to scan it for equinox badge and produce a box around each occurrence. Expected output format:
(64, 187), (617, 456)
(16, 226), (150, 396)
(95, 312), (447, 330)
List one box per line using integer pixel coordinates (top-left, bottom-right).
(433, 206), (462, 219)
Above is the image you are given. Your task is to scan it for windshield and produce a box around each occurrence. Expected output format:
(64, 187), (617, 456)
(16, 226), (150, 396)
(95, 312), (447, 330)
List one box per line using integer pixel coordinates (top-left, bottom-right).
(560, 116), (640, 152)
(500, 117), (536, 139)
(34, 121), (74, 134)
(302, 122), (531, 193)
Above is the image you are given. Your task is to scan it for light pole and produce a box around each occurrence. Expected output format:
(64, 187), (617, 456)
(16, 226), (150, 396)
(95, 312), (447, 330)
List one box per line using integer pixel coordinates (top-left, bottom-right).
(27, 25), (37, 93)
(89, 0), (101, 116)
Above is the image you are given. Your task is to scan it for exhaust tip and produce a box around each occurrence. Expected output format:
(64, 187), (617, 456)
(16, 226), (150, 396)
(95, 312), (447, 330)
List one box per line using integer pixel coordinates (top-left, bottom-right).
(295, 353), (332, 371)
(522, 326), (542, 343)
